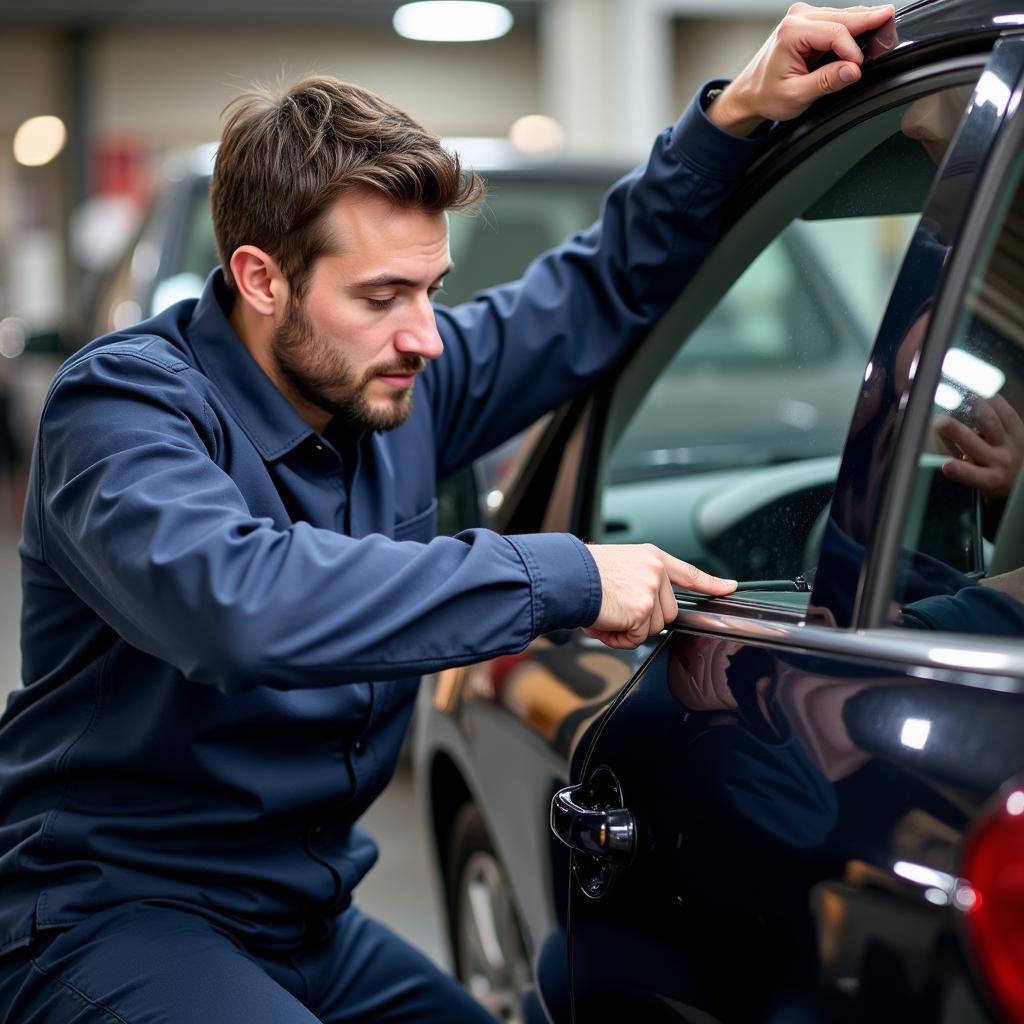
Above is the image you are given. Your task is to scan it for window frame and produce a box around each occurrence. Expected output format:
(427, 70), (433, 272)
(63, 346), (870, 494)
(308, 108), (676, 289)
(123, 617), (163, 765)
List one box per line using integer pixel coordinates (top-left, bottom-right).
(856, 35), (1024, 633)
(569, 58), (990, 626)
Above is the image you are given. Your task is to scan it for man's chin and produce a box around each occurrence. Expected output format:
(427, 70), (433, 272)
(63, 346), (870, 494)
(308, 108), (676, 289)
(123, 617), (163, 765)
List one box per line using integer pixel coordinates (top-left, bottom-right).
(363, 393), (414, 432)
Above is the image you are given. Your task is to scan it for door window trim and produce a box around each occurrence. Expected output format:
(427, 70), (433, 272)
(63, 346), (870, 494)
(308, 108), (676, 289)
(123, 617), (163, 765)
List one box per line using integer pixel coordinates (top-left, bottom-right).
(672, 605), (1024, 690)
(853, 37), (1024, 629)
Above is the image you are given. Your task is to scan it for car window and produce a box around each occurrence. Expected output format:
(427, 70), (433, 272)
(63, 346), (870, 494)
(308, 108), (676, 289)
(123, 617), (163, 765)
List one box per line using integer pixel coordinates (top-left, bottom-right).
(889, 146), (1024, 639)
(445, 179), (611, 305)
(595, 81), (977, 611)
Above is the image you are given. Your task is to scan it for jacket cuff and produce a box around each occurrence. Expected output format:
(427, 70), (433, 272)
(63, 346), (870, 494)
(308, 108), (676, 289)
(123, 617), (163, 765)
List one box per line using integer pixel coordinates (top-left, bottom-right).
(669, 79), (772, 181)
(504, 533), (602, 635)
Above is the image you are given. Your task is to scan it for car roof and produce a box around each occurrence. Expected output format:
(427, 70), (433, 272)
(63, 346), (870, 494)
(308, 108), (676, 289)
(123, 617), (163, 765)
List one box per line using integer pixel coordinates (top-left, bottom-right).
(867, 0), (1021, 65)
(167, 136), (629, 188)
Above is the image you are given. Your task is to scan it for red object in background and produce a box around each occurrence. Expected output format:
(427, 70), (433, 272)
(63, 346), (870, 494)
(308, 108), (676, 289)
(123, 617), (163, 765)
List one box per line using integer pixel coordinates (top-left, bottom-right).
(961, 782), (1024, 1023)
(92, 137), (151, 204)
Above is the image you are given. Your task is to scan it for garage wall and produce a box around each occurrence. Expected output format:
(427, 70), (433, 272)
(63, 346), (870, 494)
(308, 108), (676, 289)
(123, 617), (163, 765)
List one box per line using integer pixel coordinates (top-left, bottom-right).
(674, 17), (776, 112)
(94, 28), (540, 150)
(0, 31), (66, 323)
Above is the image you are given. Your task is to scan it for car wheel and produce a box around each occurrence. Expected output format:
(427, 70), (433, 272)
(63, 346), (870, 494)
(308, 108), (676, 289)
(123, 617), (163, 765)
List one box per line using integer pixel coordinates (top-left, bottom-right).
(447, 802), (533, 1023)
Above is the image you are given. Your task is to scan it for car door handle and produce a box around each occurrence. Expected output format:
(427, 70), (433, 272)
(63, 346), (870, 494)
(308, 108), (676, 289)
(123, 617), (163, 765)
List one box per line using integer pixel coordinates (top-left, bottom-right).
(550, 784), (636, 864)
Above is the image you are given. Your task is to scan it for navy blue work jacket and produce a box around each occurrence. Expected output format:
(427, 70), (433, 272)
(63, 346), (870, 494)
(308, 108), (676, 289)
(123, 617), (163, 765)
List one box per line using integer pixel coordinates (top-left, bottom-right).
(0, 93), (764, 957)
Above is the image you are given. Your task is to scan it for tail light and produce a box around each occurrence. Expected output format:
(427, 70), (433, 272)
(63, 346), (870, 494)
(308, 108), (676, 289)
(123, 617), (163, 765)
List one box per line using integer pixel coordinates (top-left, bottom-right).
(960, 783), (1024, 1022)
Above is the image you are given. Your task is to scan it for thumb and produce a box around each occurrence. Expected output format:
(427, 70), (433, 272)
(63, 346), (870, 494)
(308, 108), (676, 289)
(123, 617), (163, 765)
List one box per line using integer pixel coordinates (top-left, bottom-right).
(800, 61), (862, 101)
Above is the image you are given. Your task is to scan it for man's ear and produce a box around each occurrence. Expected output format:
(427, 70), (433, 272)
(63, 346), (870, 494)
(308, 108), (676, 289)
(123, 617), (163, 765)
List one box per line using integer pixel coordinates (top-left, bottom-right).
(230, 245), (289, 318)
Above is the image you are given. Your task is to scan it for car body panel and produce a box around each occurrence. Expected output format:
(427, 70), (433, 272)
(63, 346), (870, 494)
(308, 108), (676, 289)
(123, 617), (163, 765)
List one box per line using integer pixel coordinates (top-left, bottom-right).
(413, 5), (1024, 1022)
(567, 29), (1024, 1024)
(569, 630), (1024, 1022)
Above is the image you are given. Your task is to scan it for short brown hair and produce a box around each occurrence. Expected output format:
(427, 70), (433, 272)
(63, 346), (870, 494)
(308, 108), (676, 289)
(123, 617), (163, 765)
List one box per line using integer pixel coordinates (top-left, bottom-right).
(211, 76), (484, 295)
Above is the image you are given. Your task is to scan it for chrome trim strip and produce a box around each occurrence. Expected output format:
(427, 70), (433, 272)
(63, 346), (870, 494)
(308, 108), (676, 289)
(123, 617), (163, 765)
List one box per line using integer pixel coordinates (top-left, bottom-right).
(673, 606), (1024, 687)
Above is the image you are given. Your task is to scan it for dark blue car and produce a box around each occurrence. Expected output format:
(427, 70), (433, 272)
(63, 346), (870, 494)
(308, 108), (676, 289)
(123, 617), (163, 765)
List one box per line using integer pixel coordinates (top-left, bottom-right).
(415, 3), (1024, 1021)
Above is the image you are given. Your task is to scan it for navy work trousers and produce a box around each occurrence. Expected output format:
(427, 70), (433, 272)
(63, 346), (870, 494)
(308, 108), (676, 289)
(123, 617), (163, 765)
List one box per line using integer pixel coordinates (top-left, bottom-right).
(0, 901), (498, 1023)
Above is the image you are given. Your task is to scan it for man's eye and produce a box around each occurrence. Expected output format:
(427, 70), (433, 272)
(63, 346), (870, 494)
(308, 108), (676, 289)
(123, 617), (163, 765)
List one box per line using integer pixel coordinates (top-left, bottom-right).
(367, 297), (395, 311)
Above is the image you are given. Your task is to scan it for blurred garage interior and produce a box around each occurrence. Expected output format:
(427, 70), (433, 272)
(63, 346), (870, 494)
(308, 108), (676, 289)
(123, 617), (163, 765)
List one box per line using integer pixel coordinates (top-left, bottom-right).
(0, 0), (785, 971)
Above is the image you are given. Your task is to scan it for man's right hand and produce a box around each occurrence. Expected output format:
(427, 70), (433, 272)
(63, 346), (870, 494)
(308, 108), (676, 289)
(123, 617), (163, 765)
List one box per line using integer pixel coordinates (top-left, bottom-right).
(584, 543), (736, 649)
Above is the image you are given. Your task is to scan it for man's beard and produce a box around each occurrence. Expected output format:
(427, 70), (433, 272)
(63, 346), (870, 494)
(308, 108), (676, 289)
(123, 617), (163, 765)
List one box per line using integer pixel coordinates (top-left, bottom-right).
(270, 298), (424, 433)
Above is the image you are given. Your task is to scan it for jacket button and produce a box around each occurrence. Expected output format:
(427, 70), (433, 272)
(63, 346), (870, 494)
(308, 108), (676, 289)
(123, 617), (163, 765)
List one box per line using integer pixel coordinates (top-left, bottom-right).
(310, 823), (324, 838)
(353, 738), (366, 755)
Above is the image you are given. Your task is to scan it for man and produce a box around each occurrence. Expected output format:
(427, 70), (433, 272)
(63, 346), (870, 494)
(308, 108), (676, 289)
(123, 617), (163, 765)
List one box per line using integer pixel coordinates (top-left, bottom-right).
(0, 5), (895, 1022)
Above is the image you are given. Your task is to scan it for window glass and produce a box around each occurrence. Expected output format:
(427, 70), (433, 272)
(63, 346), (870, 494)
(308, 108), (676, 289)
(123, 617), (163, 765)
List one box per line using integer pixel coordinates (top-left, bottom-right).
(597, 83), (976, 607)
(891, 149), (1024, 639)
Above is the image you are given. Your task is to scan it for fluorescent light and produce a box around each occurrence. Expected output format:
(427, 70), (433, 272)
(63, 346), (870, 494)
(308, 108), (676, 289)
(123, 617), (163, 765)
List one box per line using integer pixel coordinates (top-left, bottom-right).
(13, 115), (66, 167)
(934, 382), (963, 411)
(394, 2), (513, 42)
(900, 718), (931, 750)
(942, 348), (1005, 398)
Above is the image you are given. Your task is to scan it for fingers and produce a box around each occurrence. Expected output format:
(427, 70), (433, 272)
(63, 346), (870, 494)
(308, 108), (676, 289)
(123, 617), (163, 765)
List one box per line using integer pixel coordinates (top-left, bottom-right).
(973, 398), (1007, 446)
(787, 3), (894, 30)
(941, 456), (998, 493)
(659, 573), (679, 630)
(990, 394), (1024, 439)
(585, 543), (734, 652)
(781, 17), (866, 64)
(804, 61), (862, 98)
(934, 415), (963, 458)
(716, 3), (894, 131)
(662, 554), (737, 596)
(935, 414), (993, 464)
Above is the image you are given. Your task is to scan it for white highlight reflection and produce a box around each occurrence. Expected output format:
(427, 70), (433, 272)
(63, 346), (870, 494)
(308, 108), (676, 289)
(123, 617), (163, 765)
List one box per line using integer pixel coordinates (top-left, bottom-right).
(928, 647), (1010, 671)
(900, 718), (931, 750)
(942, 348), (1005, 398)
(974, 70), (1012, 117)
(894, 860), (955, 891)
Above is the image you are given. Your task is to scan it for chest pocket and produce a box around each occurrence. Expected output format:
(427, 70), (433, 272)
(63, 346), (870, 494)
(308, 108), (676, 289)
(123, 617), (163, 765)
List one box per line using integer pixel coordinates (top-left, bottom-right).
(394, 498), (438, 543)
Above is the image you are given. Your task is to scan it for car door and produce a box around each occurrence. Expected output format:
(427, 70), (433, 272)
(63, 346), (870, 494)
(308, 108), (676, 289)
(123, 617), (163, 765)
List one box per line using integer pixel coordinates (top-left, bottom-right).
(555, 39), (1024, 1024)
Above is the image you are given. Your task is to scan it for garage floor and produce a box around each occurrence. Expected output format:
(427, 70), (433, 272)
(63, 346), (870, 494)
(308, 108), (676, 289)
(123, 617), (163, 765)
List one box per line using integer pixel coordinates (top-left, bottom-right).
(0, 521), (449, 971)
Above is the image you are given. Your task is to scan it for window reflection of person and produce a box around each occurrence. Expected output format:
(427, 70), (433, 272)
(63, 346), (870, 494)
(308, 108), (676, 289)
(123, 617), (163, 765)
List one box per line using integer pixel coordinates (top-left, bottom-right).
(815, 88), (1024, 630)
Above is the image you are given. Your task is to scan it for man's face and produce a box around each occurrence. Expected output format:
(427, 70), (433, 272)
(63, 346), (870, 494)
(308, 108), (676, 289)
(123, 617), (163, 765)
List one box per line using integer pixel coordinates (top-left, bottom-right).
(271, 190), (450, 433)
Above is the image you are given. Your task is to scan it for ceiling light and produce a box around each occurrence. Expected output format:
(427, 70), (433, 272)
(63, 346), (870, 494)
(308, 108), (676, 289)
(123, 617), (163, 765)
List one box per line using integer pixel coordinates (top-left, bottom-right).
(509, 115), (565, 152)
(13, 115), (66, 168)
(393, 2), (513, 42)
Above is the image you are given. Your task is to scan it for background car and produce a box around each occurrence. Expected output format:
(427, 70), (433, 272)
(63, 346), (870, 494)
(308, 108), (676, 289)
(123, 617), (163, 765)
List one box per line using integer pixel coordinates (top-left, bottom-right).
(414, 3), (1024, 1022)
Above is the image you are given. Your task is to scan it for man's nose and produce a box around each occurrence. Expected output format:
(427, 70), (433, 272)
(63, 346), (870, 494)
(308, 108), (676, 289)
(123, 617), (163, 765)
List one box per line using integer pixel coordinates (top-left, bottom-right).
(394, 295), (444, 360)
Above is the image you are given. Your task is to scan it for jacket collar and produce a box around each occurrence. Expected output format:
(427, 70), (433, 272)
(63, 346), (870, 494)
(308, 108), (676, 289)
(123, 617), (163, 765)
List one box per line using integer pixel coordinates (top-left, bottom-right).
(186, 270), (316, 461)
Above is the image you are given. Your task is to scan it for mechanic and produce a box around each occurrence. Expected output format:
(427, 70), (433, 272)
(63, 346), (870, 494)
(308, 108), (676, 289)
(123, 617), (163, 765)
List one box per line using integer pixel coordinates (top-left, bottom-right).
(0, 5), (895, 1022)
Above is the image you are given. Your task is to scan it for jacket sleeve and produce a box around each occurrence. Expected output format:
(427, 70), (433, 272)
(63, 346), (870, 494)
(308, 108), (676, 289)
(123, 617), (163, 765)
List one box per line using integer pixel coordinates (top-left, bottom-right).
(35, 349), (602, 695)
(427, 86), (769, 477)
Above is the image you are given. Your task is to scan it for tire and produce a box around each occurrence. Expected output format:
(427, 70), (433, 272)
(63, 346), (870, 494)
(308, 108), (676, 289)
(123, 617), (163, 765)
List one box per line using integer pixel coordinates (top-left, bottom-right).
(446, 802), (533, 1023)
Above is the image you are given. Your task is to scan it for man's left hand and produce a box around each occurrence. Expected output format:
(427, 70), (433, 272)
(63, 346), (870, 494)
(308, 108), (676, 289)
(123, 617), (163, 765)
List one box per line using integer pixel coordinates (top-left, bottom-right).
(709, 3), (896, 136)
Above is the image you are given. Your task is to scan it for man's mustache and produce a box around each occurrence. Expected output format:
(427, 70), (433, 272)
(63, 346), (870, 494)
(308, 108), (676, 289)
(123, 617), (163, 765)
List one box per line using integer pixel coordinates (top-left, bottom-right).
(363, 356), (426, 384)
